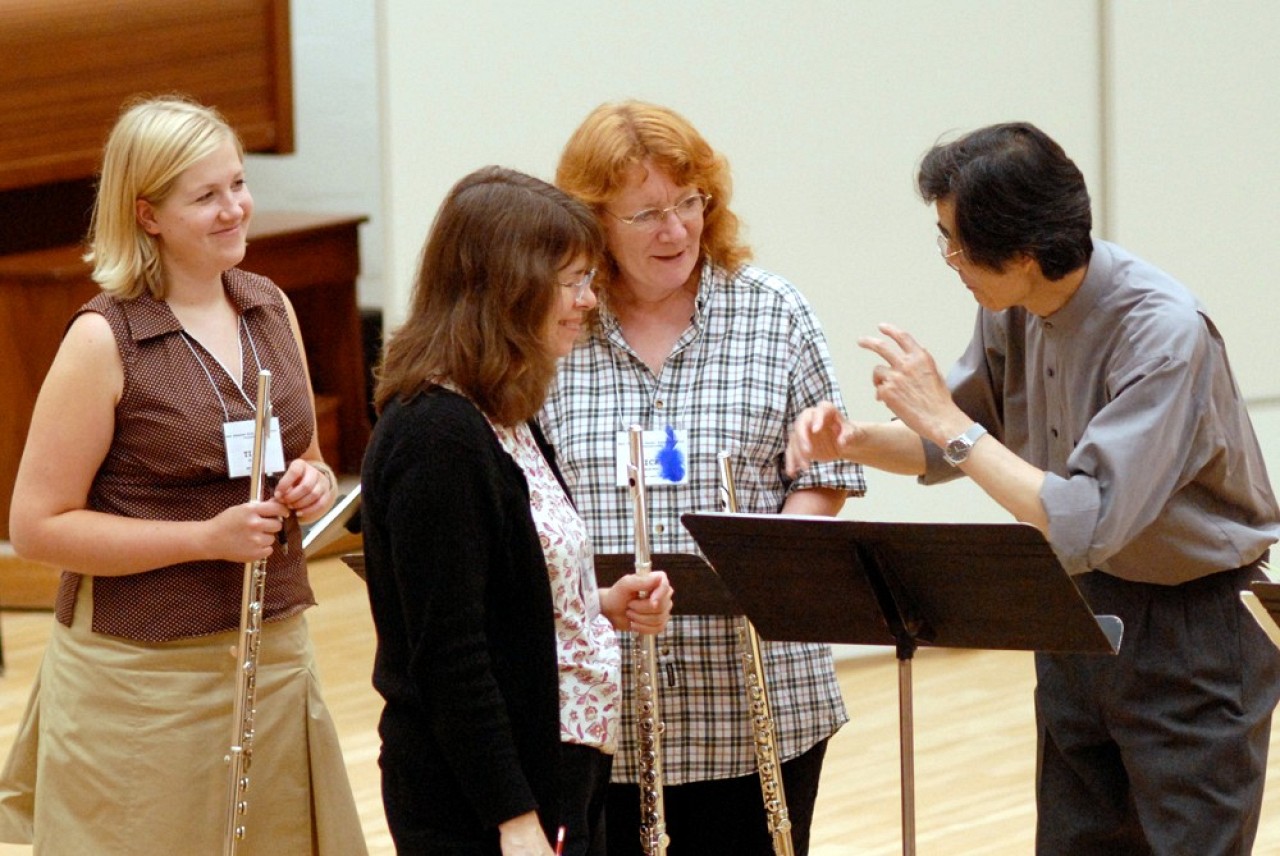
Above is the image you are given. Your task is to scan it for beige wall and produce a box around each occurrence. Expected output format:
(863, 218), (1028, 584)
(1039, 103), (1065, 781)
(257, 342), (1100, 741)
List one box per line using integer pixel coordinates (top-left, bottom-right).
(250, 1), (1276, 526)
(1107, 3), (1279, 400)
(375, 1), (1105, 523)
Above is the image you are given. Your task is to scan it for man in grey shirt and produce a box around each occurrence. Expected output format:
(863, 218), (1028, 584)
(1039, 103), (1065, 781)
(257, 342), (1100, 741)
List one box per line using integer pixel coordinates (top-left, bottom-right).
(787, 122), (1280, 855)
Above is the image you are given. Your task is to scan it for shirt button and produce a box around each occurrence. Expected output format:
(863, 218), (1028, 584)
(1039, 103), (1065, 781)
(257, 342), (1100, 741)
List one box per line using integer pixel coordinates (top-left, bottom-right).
(654, 399), (665, 409)
(1051, 428), (1060, 438)
(654, 523), (666, 534)
(1047, 367), (1055, 378)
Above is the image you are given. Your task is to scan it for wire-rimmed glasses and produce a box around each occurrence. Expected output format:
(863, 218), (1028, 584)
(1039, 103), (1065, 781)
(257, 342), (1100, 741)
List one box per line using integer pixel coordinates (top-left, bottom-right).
(607, 192), (712, 232)
(561, 267), (597, 301)
(937, 233), (964, 270)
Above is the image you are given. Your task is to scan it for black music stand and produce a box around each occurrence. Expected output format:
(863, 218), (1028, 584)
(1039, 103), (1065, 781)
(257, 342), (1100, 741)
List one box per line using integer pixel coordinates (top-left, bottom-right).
(1243, 580), (1280, 648)
(681, 511), (1123, 856)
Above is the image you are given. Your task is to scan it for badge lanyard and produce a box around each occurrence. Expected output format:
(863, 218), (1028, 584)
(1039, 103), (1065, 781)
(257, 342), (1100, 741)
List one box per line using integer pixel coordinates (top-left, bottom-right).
(607, 341), (690, 488)
(181, 318), (285, 478)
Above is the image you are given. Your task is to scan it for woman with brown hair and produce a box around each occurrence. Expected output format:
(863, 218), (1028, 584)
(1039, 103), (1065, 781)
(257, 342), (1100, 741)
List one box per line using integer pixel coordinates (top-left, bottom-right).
(361, 165), (672, 856)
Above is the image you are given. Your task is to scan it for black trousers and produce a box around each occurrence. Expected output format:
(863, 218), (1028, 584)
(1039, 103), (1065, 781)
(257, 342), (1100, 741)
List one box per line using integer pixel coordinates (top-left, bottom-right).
(1034, 563), (1280, 856)
(559, 742), (614, 856)
(604, 738), (829, 856)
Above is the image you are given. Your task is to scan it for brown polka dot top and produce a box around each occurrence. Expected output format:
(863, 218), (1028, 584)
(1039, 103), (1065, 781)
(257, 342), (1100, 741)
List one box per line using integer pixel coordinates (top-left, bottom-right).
(54, 269), (317, 642)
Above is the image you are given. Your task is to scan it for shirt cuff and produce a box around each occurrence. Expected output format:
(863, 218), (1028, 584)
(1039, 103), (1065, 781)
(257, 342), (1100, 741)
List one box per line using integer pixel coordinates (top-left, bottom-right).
(1041, 472), (1101, 575)
(917, 438), (964, 486)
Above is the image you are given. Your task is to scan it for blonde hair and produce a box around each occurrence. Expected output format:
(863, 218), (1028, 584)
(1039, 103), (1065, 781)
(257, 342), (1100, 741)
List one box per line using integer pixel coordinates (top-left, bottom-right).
(85, 95), (243, 299)
(556, 100), (751, 275)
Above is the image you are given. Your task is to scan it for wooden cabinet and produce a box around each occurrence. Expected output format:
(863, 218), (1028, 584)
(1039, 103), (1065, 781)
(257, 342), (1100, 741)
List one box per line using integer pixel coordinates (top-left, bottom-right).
(0, 0), (292, 193)
(0, 212), (371, 542)
(0, 0), (306, 621)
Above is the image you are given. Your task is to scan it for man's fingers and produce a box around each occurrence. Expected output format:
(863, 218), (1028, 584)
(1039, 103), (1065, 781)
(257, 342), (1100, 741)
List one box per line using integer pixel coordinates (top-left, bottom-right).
(859, 324), (924, 368)
(875, 319), (916, 348)
(856, 335), (893, 363)
(878, 322), (922, 353)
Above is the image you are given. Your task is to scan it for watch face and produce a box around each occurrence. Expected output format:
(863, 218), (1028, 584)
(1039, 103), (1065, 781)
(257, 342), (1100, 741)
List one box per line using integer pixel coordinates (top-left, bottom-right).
(944, 423), (986, 465)
(944, 437), (970, 465)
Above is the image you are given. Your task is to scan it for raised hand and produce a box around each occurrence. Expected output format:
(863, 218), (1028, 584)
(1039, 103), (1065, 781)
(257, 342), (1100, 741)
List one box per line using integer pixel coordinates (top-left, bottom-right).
(857, 322), (957, 445)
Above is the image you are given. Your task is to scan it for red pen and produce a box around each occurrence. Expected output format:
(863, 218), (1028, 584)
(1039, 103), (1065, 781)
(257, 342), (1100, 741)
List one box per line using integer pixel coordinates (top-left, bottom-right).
(554, 825), (566, 855)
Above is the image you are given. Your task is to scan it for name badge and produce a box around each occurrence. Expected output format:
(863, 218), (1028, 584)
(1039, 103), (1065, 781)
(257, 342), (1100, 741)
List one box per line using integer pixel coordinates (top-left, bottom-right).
(224, 417), (286, 479)
(615, 427), (689, 487)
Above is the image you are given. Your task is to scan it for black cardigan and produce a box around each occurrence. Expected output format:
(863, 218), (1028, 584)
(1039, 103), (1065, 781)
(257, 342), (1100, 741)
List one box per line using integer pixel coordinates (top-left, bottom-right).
(361, 388), (563, 853)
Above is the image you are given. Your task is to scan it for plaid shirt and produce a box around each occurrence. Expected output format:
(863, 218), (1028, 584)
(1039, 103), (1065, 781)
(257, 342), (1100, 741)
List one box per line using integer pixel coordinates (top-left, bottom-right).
(539, 261), (866, 784)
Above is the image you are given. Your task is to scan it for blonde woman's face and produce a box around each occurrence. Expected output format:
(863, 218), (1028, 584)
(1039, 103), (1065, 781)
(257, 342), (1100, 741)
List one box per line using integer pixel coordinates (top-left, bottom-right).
(136, 137), (253, 283)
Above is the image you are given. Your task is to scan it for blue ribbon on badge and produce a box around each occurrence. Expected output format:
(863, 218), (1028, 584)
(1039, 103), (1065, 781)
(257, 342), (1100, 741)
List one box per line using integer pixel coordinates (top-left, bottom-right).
(656, 425), (686, 482)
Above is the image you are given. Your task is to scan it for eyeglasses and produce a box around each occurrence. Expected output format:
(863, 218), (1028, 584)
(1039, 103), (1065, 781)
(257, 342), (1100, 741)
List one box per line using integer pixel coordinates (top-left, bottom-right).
(937, 233), (964, 270)
(607, 192), (712, 232)
(560, 267), (597, 301)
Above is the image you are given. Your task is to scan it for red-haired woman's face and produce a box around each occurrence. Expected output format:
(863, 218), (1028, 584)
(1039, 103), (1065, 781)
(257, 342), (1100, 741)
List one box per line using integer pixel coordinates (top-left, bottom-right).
(601, 161), (703, 301)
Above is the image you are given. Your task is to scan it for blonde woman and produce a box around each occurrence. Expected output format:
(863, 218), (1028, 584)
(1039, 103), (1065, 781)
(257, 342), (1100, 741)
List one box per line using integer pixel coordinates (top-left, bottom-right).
(0, 96), (365, 855)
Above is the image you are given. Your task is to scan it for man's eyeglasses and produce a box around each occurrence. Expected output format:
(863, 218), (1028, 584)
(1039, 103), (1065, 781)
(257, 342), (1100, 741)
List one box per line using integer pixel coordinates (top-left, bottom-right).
(560, 267), (597, 301)
(608, 193), (712, 232)
(937, 234), (964, 270)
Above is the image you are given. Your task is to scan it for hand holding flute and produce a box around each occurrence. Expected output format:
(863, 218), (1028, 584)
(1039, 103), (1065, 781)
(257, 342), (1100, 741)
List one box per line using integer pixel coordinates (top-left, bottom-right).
(203, 500), (288, 563)
(599, 571), (673, 634)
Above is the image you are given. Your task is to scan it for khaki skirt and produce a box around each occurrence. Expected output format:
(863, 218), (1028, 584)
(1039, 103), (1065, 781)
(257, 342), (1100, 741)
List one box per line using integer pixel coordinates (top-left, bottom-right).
(0, 579), (368, 855)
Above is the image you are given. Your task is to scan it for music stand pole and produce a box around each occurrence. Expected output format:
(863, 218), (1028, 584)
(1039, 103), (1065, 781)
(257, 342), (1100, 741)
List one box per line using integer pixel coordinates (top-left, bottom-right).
(897, 641), (916, 856)
(871, 555), (922, 856)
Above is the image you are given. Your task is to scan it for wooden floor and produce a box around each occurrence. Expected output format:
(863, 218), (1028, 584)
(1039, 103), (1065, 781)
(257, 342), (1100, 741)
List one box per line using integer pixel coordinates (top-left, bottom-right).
(3, 557), (1280, 855)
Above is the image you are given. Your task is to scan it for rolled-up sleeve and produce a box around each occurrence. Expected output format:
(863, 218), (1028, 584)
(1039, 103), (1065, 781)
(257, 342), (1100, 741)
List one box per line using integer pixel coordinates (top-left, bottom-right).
(1040, 472), (1101, 574)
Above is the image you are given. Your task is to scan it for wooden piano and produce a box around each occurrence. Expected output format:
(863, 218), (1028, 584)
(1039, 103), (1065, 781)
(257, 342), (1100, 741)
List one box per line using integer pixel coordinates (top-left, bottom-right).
(0, 0), (371, 611)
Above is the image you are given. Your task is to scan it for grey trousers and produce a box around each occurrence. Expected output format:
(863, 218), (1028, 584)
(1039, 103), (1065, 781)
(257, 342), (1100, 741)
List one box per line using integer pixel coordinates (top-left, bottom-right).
(1034, 562), (1280, 856)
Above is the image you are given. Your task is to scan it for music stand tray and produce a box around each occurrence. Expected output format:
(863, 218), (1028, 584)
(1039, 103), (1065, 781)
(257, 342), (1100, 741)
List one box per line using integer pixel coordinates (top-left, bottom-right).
(1243, 580), (1280, 648)
(302, 483), (362, 561)
(681, 511), (1122, 856)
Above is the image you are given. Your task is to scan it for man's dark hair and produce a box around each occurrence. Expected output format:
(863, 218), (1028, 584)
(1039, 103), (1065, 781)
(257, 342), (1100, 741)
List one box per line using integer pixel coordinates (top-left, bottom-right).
(917, 122), (1093, 280)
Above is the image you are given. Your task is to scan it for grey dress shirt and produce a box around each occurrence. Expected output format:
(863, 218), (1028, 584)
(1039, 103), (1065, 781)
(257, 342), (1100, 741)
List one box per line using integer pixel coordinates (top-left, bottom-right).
(922, 239), (1279, 583)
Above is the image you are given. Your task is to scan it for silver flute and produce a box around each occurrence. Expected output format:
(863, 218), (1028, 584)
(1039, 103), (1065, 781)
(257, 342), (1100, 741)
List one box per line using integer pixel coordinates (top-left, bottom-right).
(628, 426), (670, 856)
(223, 369), (273, 855)
(717, 451), (795, 856)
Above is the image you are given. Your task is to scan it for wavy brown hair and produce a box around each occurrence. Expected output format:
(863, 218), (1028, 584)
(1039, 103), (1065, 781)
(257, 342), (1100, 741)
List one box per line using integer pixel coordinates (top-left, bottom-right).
(375, 166), (603, 425)
(556, 100), (751, 277)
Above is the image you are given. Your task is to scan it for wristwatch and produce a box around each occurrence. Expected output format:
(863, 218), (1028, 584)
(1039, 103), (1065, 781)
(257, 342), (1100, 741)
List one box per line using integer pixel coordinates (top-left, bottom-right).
(943, 423), (988, 466)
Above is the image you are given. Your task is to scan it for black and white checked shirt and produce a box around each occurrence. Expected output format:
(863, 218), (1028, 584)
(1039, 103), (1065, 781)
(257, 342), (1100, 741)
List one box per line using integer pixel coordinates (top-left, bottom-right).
(539, 261), (866, 784)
